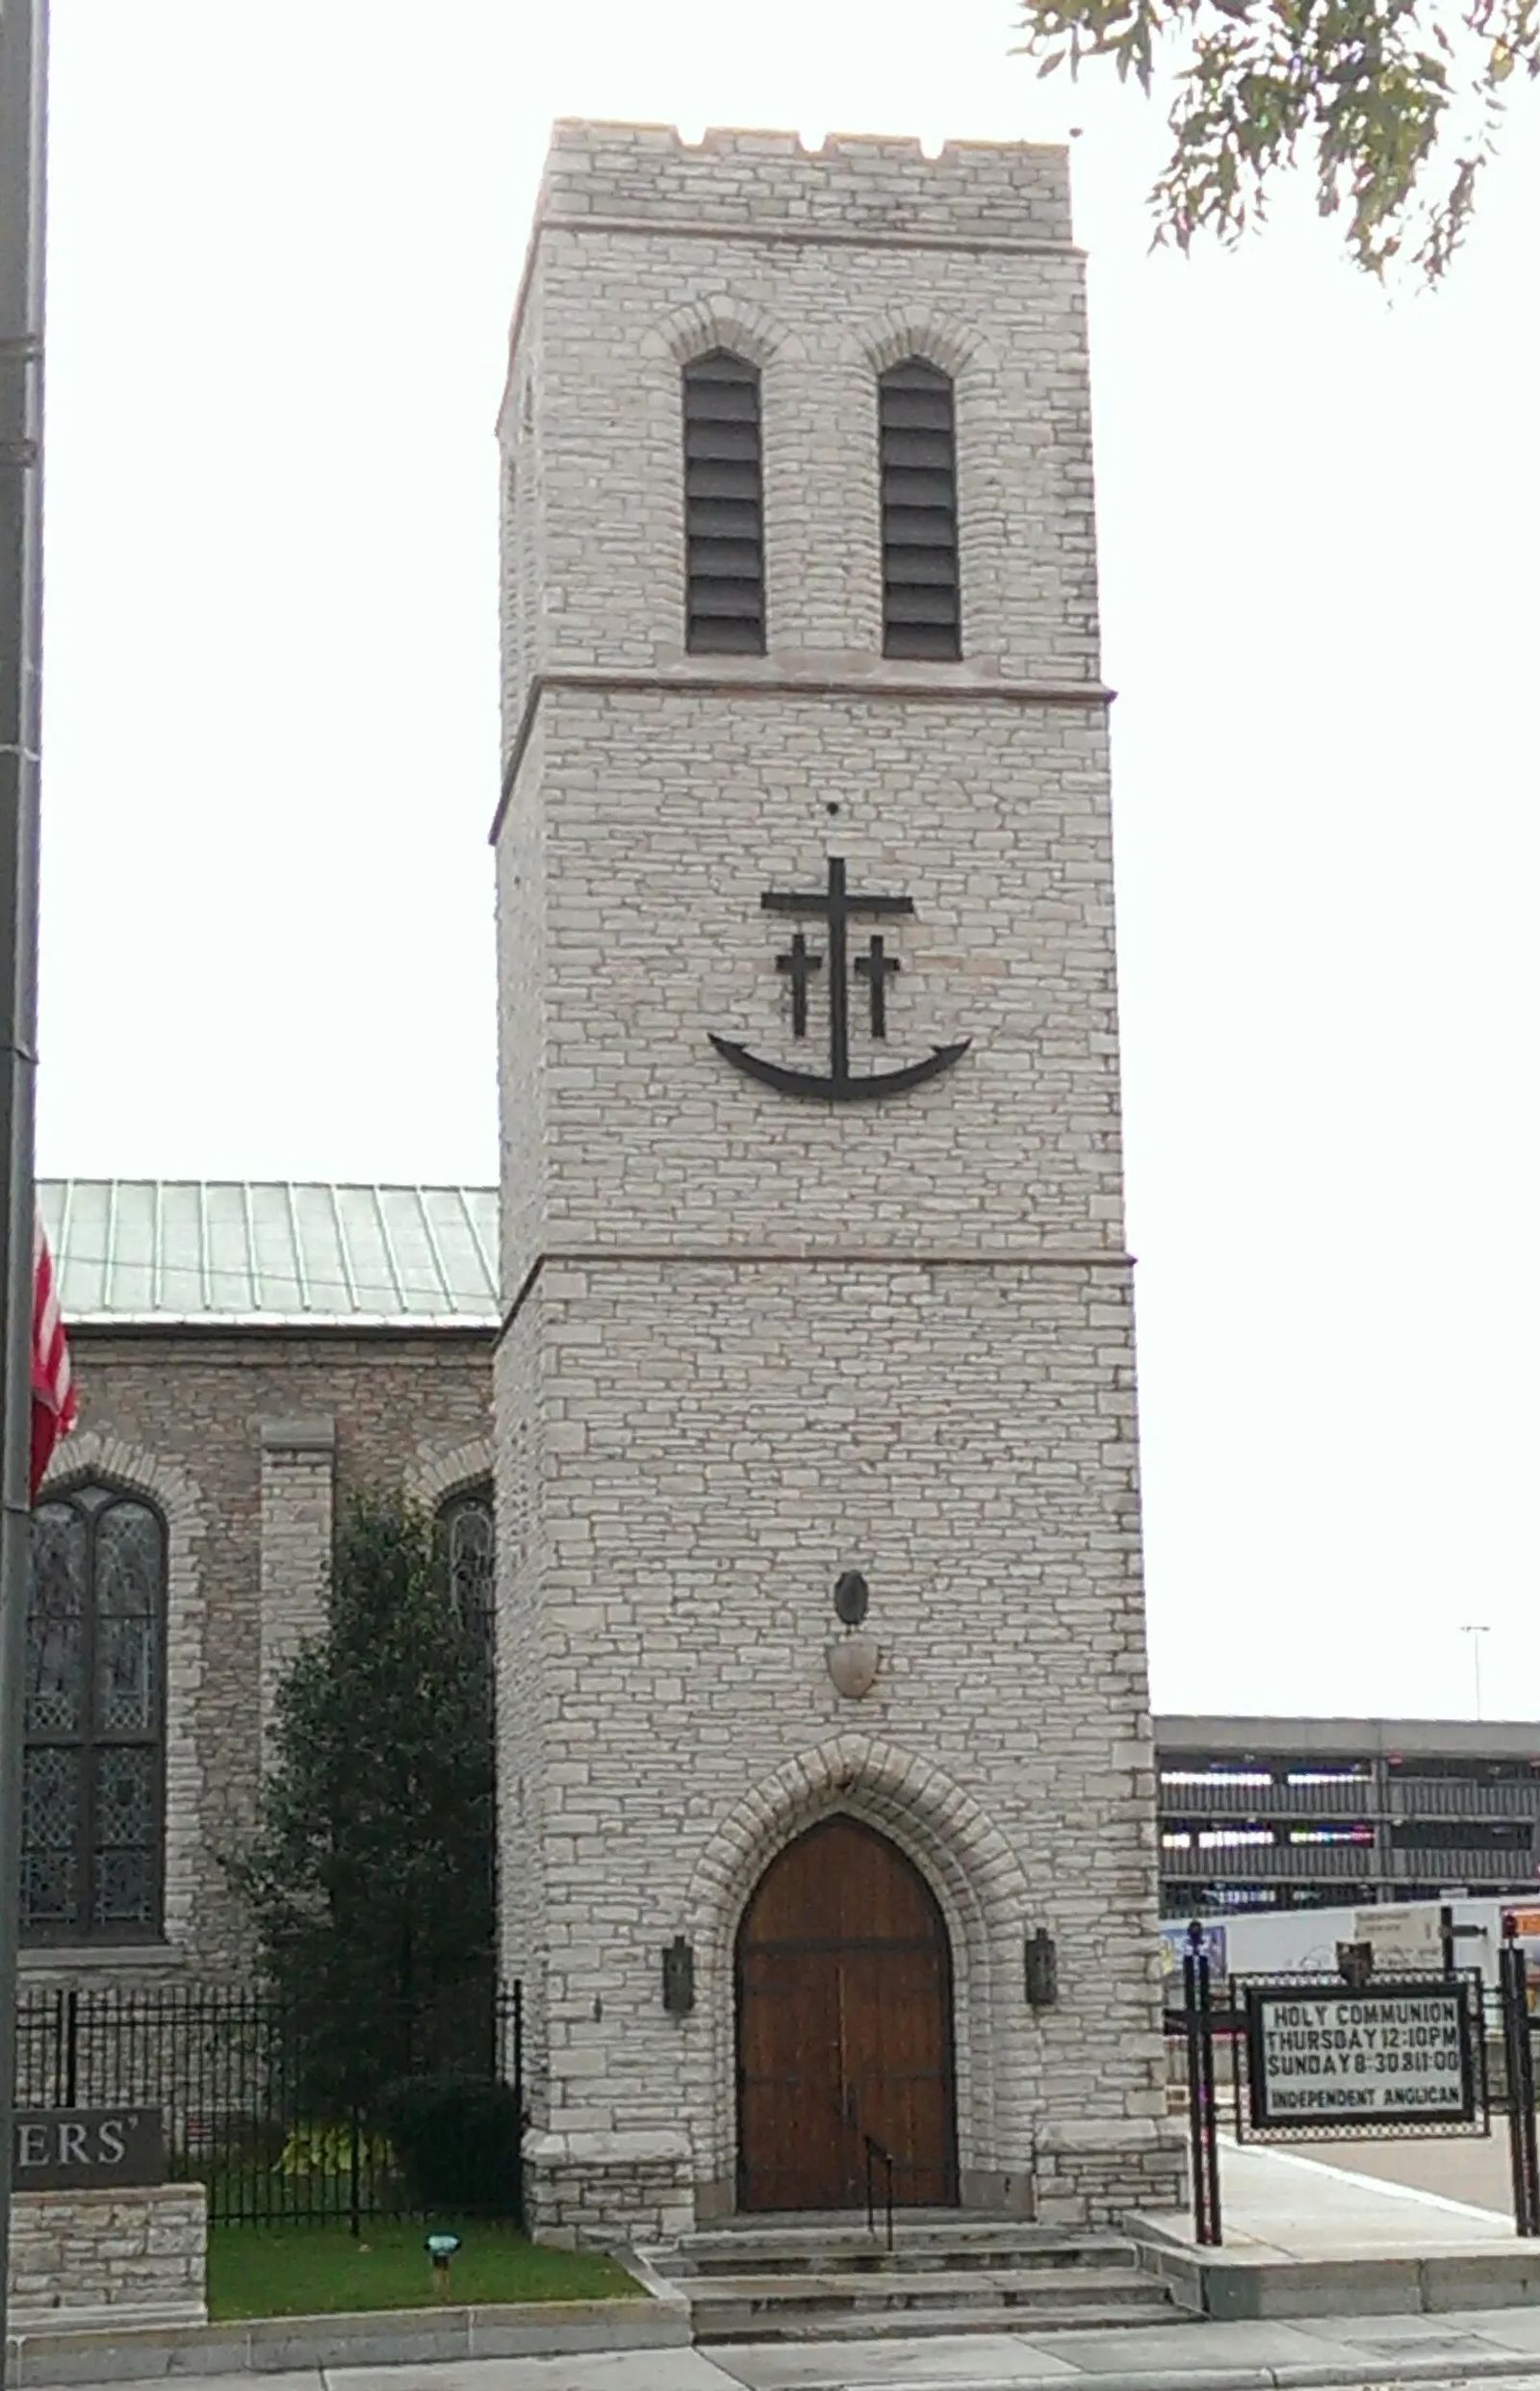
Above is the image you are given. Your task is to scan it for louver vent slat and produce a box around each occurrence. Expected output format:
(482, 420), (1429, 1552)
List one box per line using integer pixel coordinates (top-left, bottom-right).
(879, 360), (960, 659)
(683, 352), (765, 655)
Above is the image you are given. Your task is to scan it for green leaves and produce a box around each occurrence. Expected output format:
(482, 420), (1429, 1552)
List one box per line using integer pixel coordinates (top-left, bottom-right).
(1013, 0), (1537, 278)
(228, 1488), (498, 2117)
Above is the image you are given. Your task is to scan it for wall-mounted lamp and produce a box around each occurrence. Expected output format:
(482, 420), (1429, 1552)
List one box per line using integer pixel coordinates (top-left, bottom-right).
(1024, 1928), (1059, 2009)
(834, 1571), (870, 1627)
(662, 1935), (696, 2015)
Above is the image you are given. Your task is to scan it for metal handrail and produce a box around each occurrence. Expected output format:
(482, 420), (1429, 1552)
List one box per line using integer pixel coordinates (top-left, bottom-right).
(863, 2132), (895, 2253)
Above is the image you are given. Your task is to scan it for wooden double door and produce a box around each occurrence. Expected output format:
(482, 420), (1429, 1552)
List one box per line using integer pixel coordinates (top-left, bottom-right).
(735, 1816), (958, 2212)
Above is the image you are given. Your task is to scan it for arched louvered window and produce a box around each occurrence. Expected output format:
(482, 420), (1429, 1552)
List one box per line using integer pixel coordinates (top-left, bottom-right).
(879, 359), (960, 659)
(23, 1484), (166, 1942)
(682, 350), (765, 655)
(439, 1481), (495, 1671)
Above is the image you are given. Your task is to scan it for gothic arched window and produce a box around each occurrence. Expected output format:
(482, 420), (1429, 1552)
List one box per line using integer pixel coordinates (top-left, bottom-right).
(878, 358), (961, 659)
(439, 1481), (495, 1669)
(23, 1484), (166, 1942)
(682, 350), (765, 655)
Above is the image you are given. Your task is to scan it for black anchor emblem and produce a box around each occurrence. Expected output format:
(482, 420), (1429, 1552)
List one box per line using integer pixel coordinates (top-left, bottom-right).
(710, 857), (970, 1102)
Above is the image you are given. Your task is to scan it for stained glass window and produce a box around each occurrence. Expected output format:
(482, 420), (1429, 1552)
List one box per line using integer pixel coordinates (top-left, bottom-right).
(22, 1486), (165, 1942)
(439, 1483), (495, 1672)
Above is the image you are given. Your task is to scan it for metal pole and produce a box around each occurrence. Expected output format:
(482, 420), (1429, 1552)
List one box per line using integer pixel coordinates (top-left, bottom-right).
(1197, 1940), (1221, 2246)
(1183, 1920), (1220, 2246)
(1462, 1625), (1490, 1722)
(1501, 1915), (1540, 2235)
(0, 0), (49, 2352)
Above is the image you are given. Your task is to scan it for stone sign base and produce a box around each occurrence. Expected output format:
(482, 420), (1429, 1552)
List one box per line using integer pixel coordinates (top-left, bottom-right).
(7, 2184), (206, 2326)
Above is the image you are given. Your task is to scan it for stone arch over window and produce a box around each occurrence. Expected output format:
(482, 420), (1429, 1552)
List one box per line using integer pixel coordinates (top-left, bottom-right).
(407, 1438), (495, 1514)
(861, 310), (991, 384)
(641, 295), (796, 375)
(681, 1735), (1033, 2201)
(24, 1480), (167, 1942)
(35, 1432), (210, 1954)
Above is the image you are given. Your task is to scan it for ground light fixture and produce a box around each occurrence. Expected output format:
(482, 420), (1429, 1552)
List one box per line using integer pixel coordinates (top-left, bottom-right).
(425, 2233), (462, 2297)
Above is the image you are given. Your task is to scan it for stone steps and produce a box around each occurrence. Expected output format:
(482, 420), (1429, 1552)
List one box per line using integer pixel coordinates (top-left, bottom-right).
(689, 2279), (1180, 2345)
(673, 2223), (1125, 2275)
(649, 2223), (1182, 2345)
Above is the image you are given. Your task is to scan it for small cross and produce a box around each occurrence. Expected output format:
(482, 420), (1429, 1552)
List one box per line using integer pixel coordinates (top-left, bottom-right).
(854, 935), (900, 1039)
(775, 932), (822, 1040)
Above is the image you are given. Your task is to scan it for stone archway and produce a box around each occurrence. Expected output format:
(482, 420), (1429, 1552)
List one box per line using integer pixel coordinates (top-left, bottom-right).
(683, 1735), (1032, 2214)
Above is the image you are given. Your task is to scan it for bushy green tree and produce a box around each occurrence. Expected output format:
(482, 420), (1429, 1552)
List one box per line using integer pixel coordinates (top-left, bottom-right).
(1015, 0), (1535, 279)
(230, 1488), (496, 2116)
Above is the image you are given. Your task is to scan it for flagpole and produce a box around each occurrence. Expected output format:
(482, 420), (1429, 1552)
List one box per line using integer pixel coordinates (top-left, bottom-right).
(0, 0), (49, 2349)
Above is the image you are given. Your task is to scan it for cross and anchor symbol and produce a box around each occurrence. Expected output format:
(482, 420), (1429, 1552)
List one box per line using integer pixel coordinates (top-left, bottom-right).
(709, 856), (970, 1103)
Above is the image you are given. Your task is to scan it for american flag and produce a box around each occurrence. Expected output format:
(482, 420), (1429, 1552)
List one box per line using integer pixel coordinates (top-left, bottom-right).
(32, 1201), (77, 1497)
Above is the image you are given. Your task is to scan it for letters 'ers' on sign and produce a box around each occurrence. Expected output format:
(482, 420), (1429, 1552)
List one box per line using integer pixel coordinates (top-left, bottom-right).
(13, 2108), (165, 2190)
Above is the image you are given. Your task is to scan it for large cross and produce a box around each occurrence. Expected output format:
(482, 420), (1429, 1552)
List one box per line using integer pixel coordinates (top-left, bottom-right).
(761, 858), (912, 1085)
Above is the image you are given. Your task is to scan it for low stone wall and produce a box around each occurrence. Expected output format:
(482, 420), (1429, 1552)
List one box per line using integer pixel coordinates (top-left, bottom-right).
(525, 2127), (694, 2249)
(1034, 2118), (1188, 2226)
(7, 2185), (207, 2325)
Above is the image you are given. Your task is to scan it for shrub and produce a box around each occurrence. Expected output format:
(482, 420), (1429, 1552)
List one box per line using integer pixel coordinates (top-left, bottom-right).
(376, 2074), (521, 2213)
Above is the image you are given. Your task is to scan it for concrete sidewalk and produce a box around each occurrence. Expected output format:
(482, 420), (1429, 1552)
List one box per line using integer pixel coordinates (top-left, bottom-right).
(119, 2307), (1540, 2391)
(15, 2140), (1540, 2391)
(1197, 2135), (1518, 2256)
(1129, 2132), (1540, 2320)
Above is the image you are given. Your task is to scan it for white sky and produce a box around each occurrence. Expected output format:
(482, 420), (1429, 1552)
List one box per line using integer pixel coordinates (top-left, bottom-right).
(35, 2), (1540, 1720)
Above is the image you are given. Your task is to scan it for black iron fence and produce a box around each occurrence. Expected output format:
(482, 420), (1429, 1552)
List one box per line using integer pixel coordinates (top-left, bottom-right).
(13, 1981), (524, 2229)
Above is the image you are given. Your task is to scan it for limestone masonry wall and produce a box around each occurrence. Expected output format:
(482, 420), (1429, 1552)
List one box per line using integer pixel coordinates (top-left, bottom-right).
(498, 1263), (1165, 2207)
(536, 119), (1072, 245)
(497, 117), (1165, 2237)
(7, 2185), (207, 2322)
(498, 141), (1097, 748)
(496, 692), (1124, 1300)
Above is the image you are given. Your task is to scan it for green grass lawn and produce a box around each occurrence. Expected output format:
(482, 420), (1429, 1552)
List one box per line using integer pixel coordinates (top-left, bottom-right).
(208, 2218), (636, 2320)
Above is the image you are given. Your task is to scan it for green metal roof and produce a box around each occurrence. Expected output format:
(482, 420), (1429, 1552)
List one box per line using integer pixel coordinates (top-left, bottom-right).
(38, 1181), (499, 1327)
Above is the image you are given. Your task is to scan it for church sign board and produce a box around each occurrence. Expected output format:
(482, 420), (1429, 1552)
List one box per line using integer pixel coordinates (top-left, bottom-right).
(1239, 1976), (1484, 2141)
(13, 2108), (165, 2191)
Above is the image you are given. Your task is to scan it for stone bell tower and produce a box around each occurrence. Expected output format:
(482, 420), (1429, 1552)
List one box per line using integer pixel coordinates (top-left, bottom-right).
(493, 118), (1182, 2245)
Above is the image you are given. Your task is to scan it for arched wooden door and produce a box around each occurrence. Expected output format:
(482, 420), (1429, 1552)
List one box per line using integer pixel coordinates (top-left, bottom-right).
(735, 1816), (958, 2212)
